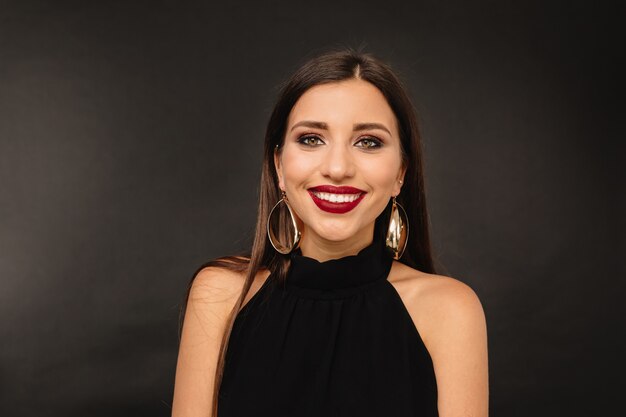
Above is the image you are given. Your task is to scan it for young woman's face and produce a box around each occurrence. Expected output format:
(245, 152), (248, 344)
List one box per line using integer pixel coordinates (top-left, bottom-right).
(275, 78), (405, 251)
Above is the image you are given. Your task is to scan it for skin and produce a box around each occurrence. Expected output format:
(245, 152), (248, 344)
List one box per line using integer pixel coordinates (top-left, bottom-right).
(172, 78), (489, 417)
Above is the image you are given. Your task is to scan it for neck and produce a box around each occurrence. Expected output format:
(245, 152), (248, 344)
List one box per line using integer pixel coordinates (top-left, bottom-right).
(298, 223), (375, 262)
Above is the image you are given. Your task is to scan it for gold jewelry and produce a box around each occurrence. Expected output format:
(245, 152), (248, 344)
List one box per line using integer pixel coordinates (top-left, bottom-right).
(267, 191), (301, 254)
(385, 196), (409, 260)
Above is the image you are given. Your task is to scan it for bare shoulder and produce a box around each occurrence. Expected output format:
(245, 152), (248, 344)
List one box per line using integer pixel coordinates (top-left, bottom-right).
(388, 261), (487, 350)
(172, 263), (271, 416)
(389, 261), (482, 303)
(389, 261), (489, 416)
(189, 263), (271, 312)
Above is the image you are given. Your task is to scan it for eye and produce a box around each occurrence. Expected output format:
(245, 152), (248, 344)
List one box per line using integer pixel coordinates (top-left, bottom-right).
(297, 135), (325, 147)
(355, 136), (383, 149)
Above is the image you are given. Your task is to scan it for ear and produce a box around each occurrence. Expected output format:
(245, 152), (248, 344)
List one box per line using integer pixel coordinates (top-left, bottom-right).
(392, 164), (407, 197)
(274, 147), (285, 192)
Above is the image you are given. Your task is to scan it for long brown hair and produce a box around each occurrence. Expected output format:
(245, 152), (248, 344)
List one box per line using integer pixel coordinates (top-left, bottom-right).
(181, 48), (436, 417)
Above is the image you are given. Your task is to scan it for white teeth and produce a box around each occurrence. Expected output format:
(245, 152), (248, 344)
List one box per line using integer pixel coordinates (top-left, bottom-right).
(312, 192), (362, 203)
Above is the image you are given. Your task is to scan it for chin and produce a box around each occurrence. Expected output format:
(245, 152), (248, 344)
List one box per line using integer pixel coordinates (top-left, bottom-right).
(307, 222), (365, 243)
(317, 231), (355, 243)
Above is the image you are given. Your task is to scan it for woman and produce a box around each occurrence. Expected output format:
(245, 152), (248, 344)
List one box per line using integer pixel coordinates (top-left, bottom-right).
(172, 49), (489, 417)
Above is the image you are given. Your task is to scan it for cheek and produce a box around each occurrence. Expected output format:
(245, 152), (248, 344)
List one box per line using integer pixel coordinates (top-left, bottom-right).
(280, 149), (318, 184)
(360, 156), (402, 190)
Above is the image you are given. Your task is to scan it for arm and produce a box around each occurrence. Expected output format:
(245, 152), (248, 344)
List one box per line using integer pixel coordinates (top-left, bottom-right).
(172, 267), (242, 417)
(419, 277), (489, 417)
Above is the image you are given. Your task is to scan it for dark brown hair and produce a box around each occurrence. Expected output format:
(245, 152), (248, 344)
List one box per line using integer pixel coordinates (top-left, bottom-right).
(181, 48), (436, 417)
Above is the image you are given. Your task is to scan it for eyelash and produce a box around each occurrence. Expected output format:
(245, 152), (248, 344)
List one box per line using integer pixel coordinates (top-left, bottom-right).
(355, 137), (383, 149)
(297, 135), (325, 147)
(296, 134), (383, 149)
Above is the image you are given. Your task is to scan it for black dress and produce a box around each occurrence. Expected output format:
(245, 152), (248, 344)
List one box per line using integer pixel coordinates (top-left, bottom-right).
(218, 239), (439, 416)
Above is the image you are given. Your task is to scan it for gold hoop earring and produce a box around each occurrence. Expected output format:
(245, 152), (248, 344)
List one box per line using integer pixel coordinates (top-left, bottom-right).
(386, 196), (409, 260)
(267, 191), (301, 254)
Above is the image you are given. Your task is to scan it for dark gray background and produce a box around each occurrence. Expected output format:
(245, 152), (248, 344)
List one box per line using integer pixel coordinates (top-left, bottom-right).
(0, 1), (621, 416)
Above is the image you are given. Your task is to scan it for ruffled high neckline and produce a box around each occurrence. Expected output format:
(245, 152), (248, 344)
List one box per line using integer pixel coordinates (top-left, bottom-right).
(286, 239), (393, 291)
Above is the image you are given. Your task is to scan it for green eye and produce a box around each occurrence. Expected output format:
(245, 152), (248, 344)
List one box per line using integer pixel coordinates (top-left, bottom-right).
(355, 137), (382, 149)
(297, 135), (324, 146)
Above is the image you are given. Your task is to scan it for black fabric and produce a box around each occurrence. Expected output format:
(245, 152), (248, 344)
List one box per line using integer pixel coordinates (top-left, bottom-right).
(218, 238), (439, 416)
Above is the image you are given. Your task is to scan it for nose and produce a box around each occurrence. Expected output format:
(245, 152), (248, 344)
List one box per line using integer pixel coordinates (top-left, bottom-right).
(320, 143), (356, 181)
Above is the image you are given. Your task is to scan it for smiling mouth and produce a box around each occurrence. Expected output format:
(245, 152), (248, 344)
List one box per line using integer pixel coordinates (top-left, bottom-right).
(307, 185), (367, 214)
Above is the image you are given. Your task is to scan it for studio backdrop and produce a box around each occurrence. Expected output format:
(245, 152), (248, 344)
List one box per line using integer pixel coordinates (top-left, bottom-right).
(0, 1), (620, 416)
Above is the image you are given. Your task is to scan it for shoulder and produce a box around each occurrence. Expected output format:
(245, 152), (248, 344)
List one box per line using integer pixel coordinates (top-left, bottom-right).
(389, 262), (490, 416)
(189, 265), (245, 302)
(173, 262), (269, 416)
(189, 263), (271, 313)
(388, 261), (487, 351)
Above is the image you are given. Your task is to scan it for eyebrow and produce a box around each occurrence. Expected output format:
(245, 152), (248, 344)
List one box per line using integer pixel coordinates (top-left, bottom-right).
(289, 120), (392, 136)
(354, 123), (392, 136)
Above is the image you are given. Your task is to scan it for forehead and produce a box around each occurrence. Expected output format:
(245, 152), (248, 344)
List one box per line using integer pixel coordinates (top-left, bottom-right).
(287, 79), (398, 135)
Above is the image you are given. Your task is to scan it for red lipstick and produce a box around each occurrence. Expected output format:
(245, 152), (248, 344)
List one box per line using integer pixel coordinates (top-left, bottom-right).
(307, 185), (367, 214)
